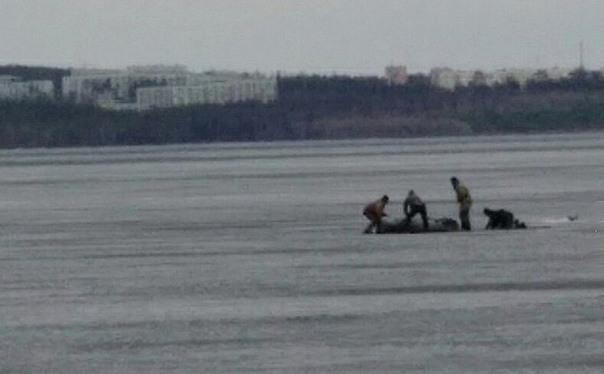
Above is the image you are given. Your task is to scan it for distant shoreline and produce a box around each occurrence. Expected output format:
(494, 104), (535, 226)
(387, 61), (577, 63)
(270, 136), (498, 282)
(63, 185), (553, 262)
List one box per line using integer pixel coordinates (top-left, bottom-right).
(1, 69), (604, 148)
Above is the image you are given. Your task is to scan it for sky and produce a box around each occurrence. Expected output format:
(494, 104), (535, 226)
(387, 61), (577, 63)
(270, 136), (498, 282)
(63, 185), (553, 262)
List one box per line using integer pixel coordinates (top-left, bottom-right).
(1, 0), (603, 76)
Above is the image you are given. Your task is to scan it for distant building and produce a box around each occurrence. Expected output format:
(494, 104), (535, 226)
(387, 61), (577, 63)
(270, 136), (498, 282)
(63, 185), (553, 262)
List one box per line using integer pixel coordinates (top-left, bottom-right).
(136, 74), (277, 110)
(486, 69), (513, 86)
(545, 67), (573, 80)
(429, 68), (459, 90)
(385, 65), (408, 85)
(429, 67), (574, 90)
(504, 68), (537, 87)
(62, 65), (189, 105)
(61, 65), (277, 110)
(0, 75), (54, 100)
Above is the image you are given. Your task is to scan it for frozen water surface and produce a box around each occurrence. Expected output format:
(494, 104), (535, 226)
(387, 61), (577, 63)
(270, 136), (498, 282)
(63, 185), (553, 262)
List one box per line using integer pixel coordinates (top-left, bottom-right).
(1, 132), (603, 373)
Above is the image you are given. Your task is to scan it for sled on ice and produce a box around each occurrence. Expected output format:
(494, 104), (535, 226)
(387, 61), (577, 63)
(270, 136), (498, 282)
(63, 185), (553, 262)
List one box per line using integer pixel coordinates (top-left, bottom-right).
(375, 216), (460, 234)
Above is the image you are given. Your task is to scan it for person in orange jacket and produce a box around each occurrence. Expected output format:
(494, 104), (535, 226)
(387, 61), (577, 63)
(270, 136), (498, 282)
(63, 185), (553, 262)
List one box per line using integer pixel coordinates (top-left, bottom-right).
(450, 176), (473, 231)
(363, 195), (389, 234)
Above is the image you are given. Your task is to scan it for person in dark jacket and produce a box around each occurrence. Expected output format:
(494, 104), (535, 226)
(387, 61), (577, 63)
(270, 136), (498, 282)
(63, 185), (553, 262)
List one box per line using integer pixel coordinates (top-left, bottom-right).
(363, 195), (389, 234)
(403, 190), (429, 229)
(484, 208), (514, 229)
(484, 207), (527, 229)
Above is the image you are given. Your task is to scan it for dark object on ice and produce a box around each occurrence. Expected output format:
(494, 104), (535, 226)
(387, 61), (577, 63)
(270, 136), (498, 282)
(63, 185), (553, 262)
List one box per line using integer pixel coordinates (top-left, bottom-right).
(376, 216), (459, 234)
(484, 207), (527, 230)
(513, 219), (527, 229)
(567, 214), (579, 222)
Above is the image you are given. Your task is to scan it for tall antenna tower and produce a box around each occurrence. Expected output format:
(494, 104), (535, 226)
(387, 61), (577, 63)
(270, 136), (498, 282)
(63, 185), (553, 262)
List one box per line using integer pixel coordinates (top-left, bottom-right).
(580, 41), (584, 70)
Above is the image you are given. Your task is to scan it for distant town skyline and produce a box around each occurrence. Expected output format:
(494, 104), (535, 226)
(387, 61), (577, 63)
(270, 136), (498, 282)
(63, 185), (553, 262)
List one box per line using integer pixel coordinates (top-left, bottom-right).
(1, 0), (603, 76)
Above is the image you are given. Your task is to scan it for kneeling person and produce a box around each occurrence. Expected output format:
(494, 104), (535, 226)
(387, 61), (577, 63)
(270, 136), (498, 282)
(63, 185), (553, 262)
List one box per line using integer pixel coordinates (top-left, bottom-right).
(484, 208), (514, 229)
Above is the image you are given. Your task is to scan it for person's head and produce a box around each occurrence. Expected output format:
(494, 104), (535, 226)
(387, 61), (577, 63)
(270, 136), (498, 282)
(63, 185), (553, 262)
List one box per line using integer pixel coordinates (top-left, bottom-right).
(408, 189), (415, 196)
(450, 176), (459, 188)
(381, 195), (389, 204)
(483, 207), (493, 216)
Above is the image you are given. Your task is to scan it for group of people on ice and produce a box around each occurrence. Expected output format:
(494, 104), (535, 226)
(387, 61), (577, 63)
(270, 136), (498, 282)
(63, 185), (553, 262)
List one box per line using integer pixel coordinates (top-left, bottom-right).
(363, 176), (525, 234)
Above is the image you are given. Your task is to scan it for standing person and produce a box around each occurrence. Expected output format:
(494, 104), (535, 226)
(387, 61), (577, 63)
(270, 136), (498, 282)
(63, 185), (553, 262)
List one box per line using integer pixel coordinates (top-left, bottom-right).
(362, 195), (389, 234)
(450, 176), (473, 231)
(403, 190), (429, 230)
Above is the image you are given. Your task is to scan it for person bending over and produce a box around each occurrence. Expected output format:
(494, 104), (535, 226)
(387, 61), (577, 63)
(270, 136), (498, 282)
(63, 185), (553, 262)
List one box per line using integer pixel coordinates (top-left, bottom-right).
(403, 190), (429, 230)
(363, 195), (389, 234)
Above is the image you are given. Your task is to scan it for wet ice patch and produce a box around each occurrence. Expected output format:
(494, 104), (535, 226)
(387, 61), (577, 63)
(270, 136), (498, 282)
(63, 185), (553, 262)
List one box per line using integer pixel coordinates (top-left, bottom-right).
(540, 217), (574, 224)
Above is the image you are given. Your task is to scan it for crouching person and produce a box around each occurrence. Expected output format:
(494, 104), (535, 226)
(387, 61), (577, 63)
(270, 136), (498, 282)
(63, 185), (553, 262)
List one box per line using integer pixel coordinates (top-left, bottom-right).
(484, 207), (526, 229)
(363, 195), (389, 234)
(403, 190), (429, 230)
(484, 208), (514, 229)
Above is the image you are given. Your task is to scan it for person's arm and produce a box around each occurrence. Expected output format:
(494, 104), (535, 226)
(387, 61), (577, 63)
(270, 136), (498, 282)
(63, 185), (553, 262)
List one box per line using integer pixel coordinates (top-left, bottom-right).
(455, 189), (463, 203)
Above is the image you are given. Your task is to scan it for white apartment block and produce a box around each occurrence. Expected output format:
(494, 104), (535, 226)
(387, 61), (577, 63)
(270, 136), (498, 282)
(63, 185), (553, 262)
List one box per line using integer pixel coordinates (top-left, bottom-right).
(61, 65), (277, 110)
(0, 75), (54, 100)
(62, 69), (129, 104)
(62, 66), (189, 105)
(136, 76), (277, 110)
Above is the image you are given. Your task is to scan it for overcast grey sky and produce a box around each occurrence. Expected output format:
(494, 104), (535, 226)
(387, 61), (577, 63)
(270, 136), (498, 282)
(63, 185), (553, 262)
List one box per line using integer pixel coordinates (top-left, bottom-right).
(1, 0), (603, 75)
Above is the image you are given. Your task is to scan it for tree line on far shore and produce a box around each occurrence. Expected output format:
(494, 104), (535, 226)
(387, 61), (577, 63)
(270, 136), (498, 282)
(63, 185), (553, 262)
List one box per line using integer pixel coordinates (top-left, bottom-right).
(1, 65), (604, 148)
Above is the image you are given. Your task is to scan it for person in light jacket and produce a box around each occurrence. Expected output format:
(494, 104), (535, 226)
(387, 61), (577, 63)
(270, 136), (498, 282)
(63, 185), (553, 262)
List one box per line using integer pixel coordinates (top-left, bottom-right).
(450, 177), (472, 231)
